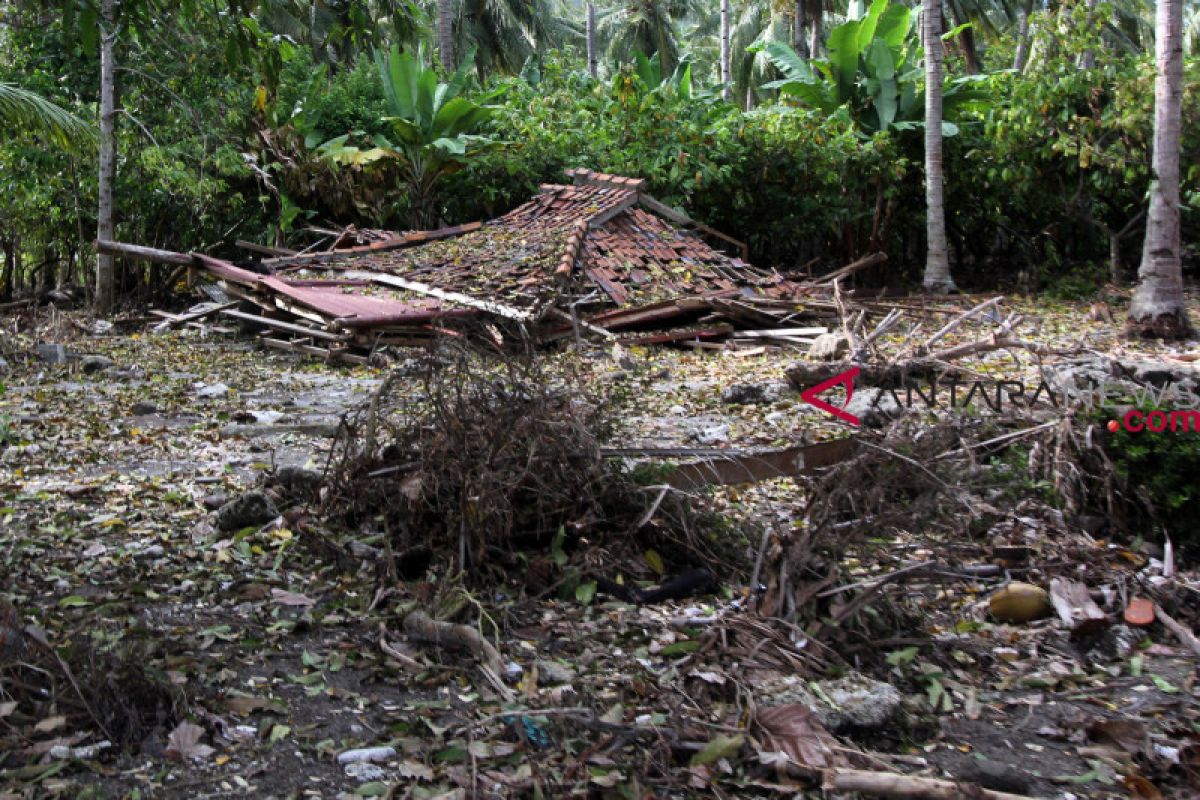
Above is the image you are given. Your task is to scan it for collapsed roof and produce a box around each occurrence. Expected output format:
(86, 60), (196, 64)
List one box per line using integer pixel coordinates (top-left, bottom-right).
(116, 169), (877, 361)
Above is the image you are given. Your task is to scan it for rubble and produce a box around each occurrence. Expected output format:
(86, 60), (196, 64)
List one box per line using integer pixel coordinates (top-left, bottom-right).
(98, 169), (890, 360)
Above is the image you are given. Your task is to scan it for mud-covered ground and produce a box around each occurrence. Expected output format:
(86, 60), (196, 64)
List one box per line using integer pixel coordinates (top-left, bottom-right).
(1, 293), (1198, 799)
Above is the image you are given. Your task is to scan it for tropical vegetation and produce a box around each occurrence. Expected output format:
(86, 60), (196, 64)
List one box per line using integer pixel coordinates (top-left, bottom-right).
(0, 0), (1195, 332)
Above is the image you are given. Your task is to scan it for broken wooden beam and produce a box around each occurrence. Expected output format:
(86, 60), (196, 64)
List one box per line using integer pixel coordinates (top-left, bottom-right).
(343, 271), (536, 323)
(95, 239), (194, 268)
(259, 337), (368, 365)
(220, 309), (347, 341)
(602, 439), (858, 489)
(814, 252), (888, 285)
(236, 240), (297, 257)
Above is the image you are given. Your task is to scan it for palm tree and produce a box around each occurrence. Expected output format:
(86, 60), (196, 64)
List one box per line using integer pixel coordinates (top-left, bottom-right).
(922, 0), (955, 293)
(438, 0), (455, 70)
(597, 0), (700, 75)
(1128, 0), (1192, 337)
(720, 0), (731, 100)
(0, 83), (95, 150)
(449, 0), (575, 77)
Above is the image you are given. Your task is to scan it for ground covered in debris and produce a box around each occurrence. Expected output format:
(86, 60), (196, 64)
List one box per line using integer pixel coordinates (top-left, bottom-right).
(1, 294), (1199, 799)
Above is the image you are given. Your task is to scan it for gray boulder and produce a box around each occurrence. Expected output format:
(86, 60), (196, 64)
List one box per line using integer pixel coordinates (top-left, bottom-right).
(808, 332), (849, 361)
(215, 491), (279, 531)
(757, 671), (902, 733)
(81, 355), (115, 374)
(845, 387), (904, 428)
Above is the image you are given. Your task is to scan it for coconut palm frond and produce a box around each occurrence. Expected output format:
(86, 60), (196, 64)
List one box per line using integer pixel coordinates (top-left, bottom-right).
(0, 82), (95, 151)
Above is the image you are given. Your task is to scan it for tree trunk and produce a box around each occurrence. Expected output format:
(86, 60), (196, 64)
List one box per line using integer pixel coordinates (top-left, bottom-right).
(586, 2), (597, 78)
(720, 0), (732, 102)
(922, 0), (955, 293)
(437, 0), (455, 72)
(94, 0), (117, 314)
(0, 239), (11, 302)
(794, 0), (810, 59)
(957, 21), (981, 74)
(809, 16), (822, 58)
(1128, 0), (1191, 337)
(1012, 5), (1032, 72)
(1080, 0), (1098, 69)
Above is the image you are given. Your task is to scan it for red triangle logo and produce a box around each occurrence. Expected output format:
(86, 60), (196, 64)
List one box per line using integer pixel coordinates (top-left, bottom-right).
(800, 367), (860, 426)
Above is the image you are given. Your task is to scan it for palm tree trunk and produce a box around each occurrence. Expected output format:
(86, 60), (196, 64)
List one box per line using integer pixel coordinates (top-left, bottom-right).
(922, 0), (955, 293)
(437, 0), (455, 72)
(794, 0), (810, 59)
(1129, 0), (1191, 337)
(1012, 3), (1032, 72)
(586, 2), (597, 78)
(94, 0), (116, 314)
(720, 0), (732, 102)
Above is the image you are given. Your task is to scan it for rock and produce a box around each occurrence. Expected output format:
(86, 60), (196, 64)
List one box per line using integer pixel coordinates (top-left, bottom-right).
(36, 343), (73, 364)
(131, 401), (159, 416)
(808, 332), (849, 361)
(721, 382), (787, 406)
(1085, 623), (1139, 663)
(0, 356), (8, 375)
(689, 424), (730, 445)
(201, 493), (228, 511)
(960, 758), (1033, 795)
(844, 387), (903, 428)
(80, 355), (115, 374)
(816, 673), (903, 731)
(196, 382), (229, 399)
(274, 466), (323, 498)
(343, 762), (386, 782)
(757, 671), (901, 733)
(215, 491), (278, 532)
(536, 660), (576, 684)
(337, 746), (397, 765)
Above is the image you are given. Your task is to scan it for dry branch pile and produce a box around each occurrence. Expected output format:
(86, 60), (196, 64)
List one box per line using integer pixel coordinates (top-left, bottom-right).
(316, 348), (742, 586)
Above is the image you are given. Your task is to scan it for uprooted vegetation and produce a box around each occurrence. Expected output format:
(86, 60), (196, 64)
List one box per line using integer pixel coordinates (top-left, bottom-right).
(3, 297), (1199, 798)
(313, 348), (747, 591)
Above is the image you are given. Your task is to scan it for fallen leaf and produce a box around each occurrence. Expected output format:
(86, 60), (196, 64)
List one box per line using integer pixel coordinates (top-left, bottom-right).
(1088, 718), (1148, 757)
(755, 704), (843, 770)
(271, 588), (315, 607)
(34, 715), (67, 734)
(165, 720), (215, 762)
(689, 734), (744, 767)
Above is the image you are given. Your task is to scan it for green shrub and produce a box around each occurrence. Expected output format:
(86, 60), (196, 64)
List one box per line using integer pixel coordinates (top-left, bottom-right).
(1098, 405), (1200, 556)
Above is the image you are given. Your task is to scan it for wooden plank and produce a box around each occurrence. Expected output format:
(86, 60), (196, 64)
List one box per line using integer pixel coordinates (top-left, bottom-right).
(732, 327), (828, 337)
(152, 301), (238, 332)
(95, 239), (194, 267)
(666, 438), (858, 489)
(261, 221), (483, 266)
(236, 240), (297, 257)
(259, 337), (368, 365)
(342, 271), (536, 323)
(600, 439), (858, 488)
(220, 309), (346, 341)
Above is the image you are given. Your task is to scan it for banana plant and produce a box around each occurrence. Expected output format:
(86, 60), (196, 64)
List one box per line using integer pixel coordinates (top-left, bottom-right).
(757, 0), (985, 135)
(317, 44), (501, 227)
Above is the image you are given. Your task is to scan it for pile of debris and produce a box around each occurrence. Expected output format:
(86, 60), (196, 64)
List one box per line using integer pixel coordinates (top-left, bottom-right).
(100, 169), (886, 362)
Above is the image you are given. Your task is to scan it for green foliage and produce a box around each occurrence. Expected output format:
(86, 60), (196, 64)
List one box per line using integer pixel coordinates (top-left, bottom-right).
(757, 0), (985, 135)
(317, 45), (501, 227)
(1098, 405), (1200, 555)
(0, 82), (95, 151)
